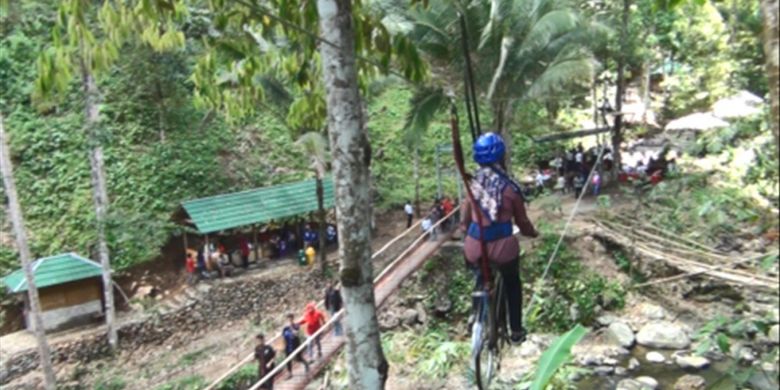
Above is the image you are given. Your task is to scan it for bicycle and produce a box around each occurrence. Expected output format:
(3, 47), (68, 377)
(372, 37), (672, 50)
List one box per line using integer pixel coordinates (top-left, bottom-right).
(470, 267), (508, 390)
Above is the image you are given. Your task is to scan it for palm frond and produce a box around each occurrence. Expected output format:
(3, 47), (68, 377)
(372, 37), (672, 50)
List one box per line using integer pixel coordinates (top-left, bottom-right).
(525, 55), (593, 99)
(295, 131), (329, 176)
(403, 86), (447, 146)
(516, 9), (579, 58)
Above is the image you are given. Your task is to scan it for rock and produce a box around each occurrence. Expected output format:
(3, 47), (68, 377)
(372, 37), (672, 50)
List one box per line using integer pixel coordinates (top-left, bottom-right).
(597, 314), (620, 327)
(415, 302), (428, 325)
(636, 322), (691, 349)
(434, 297), (452, 315)
(615, 366), (628, 376)
(628, 357), (641, 371)
(616, 379), (652, 390)
(673, 374), (706, 390)
(769, 324), (779, 344)
(675, 355), (710, 369)
(594, 365), (614, 376)
(608, 322), (636, 348)
(646, 351), (666, 363)
(636, 376), (659, 389)
(401, 308), (418, 326)
(639, 303), (667, 320)
(604, 357), (619, 366)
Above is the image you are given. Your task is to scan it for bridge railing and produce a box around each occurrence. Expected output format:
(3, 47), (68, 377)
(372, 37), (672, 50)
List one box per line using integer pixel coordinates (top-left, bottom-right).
(206, 207), (459, 390)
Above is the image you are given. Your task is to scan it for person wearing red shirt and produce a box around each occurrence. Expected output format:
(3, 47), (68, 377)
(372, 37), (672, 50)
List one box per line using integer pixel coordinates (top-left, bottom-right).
(185, 251), (197, 285)
(441, 196), (454, 231)
(299, 302), (326, 359)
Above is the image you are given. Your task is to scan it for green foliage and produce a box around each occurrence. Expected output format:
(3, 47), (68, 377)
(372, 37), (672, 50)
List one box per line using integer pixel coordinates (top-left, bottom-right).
(217, 363), (257, 390)
(524, 226), (626, 332)
(155, 375), (206, 390)
(529, 324), (588, 390)
(94, 376), (126, 390)
(382, 325), (470, 380)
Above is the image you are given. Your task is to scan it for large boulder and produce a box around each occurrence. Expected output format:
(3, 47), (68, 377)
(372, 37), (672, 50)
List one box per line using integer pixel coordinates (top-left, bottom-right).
(608, 322), (636, 348)
(674, 354), (710, 370)
(646, 351), (666, 363)
(673, 374), (706, 390)
(636, 376), (659, 389)
(637, 322), (691, 349)
(769, 324), (779, 344)
(616, 379), (653, 390)
(639, 304), (667, 321)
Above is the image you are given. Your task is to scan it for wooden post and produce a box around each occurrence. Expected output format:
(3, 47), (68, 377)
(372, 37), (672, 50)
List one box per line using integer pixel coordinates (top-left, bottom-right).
(252, 225), (259, 263)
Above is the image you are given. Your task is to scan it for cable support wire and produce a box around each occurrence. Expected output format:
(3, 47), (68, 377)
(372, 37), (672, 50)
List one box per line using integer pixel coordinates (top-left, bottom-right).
(522, 145), (606, 322)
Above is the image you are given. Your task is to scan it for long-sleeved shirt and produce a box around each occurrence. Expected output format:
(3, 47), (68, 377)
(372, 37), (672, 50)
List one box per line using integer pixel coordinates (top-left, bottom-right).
(460, 186), (538, 264)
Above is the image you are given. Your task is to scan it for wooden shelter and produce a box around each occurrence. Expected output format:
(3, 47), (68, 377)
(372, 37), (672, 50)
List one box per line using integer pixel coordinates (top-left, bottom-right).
(2, 253), (105, 332)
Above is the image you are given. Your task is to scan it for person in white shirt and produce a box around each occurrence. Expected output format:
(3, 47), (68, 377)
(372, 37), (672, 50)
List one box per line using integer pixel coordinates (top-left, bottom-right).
(404, 201), (414, 228)
(421, 216), (434, 240)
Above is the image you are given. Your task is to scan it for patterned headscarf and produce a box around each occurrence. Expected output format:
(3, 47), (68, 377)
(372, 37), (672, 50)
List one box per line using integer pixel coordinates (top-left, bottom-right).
(471, 165), (523, 222)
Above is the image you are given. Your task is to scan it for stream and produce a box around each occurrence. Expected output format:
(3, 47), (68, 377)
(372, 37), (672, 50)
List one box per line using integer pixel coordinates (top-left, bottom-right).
(577, 345), (778, 390)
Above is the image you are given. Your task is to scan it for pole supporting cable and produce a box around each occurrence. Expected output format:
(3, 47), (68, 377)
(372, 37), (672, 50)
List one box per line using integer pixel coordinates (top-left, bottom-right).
(523, 146), (606, 322)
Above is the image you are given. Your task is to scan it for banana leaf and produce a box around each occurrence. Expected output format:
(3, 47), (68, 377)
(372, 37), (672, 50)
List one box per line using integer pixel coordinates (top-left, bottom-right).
(530, 324), (588, 390)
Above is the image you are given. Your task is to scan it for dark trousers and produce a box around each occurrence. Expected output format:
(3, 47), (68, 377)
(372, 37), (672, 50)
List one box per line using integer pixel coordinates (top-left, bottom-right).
(242, 253), (249, 269)
(406, 214), (413, 228)
(286, 349), (309, 373)
(470, 258), (524, 335)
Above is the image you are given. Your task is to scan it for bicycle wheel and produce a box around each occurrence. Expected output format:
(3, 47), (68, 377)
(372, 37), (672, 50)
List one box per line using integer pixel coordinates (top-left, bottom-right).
(472, 291), (498, 389)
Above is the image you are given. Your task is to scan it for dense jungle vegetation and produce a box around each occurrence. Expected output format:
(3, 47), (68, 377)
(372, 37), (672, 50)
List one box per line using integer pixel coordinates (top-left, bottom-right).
(0, 0), (775, 276)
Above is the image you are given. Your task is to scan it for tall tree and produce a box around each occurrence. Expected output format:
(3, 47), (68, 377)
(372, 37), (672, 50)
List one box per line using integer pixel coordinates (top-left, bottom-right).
(35, 0), (182, 350)
(296, 131), (330, 275)
(404, 0), (602, 171)
(760, 0), (779, 155)
(612, 0), (631, 175)
(317, 0), (388, 386)
(0, 115), (57, 389)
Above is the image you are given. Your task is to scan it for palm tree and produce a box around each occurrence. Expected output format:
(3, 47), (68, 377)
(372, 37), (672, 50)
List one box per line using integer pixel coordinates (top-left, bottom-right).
(1, 115), (57, 389)
(404, 0), (603, 169)
(296, 132), (330, 275)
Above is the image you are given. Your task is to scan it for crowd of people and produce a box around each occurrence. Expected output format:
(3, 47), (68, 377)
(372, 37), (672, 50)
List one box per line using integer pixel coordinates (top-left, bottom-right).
(529, 142), (678, 199)
(410, 196), (455, 240)
(184, 222), (339, 284)
(253, 282), (343, 388)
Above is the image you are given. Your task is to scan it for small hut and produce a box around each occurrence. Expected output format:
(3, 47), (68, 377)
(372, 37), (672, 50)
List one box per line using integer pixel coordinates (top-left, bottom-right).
(2, 253), (105, 332)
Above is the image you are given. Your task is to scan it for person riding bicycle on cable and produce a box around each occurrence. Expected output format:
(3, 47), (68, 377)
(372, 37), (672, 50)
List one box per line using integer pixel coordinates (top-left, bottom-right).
(459, 132), (539, 344)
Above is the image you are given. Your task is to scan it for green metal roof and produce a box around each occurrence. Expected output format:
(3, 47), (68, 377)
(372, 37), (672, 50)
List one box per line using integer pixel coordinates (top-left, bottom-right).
(2, 253), (103, 293)
(181, 177), (335, 234)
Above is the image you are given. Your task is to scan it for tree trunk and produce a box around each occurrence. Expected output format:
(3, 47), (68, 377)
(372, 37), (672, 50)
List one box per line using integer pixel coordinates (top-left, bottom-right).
(0, 115), (57, 390)
(316, 176), (327, 275)
(760, 0), (779, 157)
(612, 0), (630, 175)
(81, 60), (118, 350)
(413, 145), (420, 218)
(317, 0), (388, 387)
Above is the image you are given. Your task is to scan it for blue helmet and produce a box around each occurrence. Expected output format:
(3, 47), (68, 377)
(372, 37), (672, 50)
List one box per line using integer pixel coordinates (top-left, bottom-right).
(473, 132), (505, 165)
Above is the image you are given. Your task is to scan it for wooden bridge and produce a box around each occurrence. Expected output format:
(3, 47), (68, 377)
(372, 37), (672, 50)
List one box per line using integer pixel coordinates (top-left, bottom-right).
(204, 209), (458, 390)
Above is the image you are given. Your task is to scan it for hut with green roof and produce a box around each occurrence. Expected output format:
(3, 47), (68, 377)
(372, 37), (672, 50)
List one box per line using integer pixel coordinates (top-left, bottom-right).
(2, 253), (105, 332)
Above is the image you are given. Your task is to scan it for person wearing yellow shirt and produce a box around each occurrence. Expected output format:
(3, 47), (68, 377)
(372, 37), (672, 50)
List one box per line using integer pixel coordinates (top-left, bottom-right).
(305, 246), (316, 266)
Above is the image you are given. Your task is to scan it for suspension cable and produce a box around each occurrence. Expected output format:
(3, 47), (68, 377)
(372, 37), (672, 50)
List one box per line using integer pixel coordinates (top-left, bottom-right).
(523, 146), (607, 322)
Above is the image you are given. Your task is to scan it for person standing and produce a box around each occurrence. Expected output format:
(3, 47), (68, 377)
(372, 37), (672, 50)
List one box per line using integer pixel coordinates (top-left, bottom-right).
(305, 246), (316, 266)
(185, 250), (197, 285)
(282, 314), (310, 380)
(254, 333), (276, 389)
(239, 235), (251, 269)
(299, 302), (326, 359)
(592, 171), (602, 196)
(324, 282), (343, 336)
(404, 200), (414, 228)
